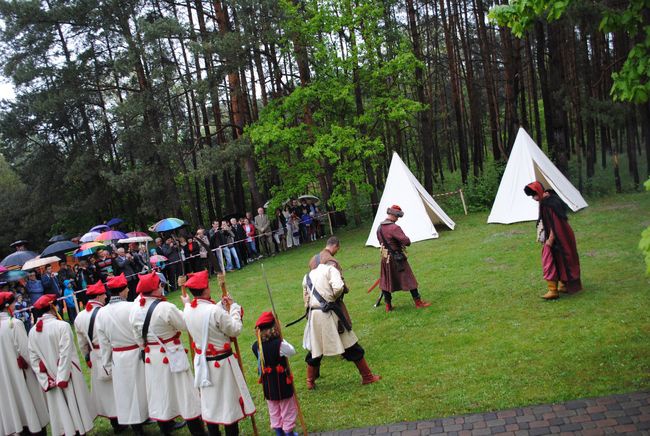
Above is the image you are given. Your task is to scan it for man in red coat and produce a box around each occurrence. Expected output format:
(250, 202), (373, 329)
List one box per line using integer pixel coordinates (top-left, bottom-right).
(377, 205), (432, 312)
(524, 181), (582, 299)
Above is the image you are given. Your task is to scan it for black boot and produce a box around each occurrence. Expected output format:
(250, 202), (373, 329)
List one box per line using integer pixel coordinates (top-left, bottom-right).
(158, 420), (187, 435)
(207, 423), (222, 436)
(224, 423), (239, 436)
(131, 423), (145, 436)
(110, 418), (128, 434)
(186, 418), (207, 436)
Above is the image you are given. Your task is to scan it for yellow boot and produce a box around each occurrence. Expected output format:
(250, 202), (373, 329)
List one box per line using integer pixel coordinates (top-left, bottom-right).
(558, 281), (567, 293)
(542, 281), (559, 300)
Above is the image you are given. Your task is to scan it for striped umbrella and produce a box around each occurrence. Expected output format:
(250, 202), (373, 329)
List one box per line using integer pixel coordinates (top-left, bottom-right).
(95, 231), (128, 242)
(149, 218), (186, 232)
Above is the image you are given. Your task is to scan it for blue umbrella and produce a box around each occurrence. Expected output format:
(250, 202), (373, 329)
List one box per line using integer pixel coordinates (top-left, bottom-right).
(90, 224), (110, 233)
(106, 218), (124, 227)
(0, 270), (28, 282)
(149, 218), (186, 232)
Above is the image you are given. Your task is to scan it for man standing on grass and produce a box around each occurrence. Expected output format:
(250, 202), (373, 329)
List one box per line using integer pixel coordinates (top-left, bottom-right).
(129, 272), (204, 435)
(254, 207), (274, 257)
(524, 181), (582, 300)
(303, 236), (381, 389)
(181, 270), (256, 436)
(377, 205), (431, 312)
(96, 273), (149, 435)
(74, 281), (122, 433)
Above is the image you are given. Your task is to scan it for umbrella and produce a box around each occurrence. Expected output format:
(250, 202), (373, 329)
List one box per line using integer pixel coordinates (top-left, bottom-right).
(80, 232), (100, 243)
(149, 255), (167, 265)
(90, 224), (110, 233)
(118, 236), (153, 244)
(9, 240), (29, 248)
(22, 256), (61, 271)
(106, 218), (124, 227)
(41, 241), (79, 258)
(149, 218), (186, 232)
(0, 266), (8, 274)
(80, 242), (106, 250)
(298, 195), (320, 203)
(48, 234), (69, 243)
(126, 231), (149, 237)
(1, 251), (38, 267)
(0, 270), (28, 282)
(95, 231), (128, 241)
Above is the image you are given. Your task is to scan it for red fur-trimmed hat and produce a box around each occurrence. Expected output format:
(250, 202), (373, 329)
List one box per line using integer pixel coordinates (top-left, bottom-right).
(387, 204), (404, 217)
(185, 270), (209, 291)
(33, 294), (57, 310)
(106, 273), (128, 290)
(86, 281), (106, 297)
(524, 181), (545, 198)
(255, 311), (275, 328)
(0, 291), (15, 307)
(136, 272), (160, 294)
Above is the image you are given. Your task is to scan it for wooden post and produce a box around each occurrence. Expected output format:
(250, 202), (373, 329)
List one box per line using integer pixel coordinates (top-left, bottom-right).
(459, 188), (468, 215)
(327, 211), (334, 236)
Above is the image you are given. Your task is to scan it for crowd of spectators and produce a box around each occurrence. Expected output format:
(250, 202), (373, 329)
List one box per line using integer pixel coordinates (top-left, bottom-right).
(3, 198), (327, 330)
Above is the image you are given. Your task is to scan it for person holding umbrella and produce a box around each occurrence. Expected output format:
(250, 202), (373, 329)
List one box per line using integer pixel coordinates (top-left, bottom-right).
(41, 264), (63, 313)
(0, 291), (49, 435)
(28, 294), (97, 435)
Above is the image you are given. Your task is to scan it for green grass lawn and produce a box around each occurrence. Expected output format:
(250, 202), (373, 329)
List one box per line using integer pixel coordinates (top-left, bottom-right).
(87, 192), (650, 435)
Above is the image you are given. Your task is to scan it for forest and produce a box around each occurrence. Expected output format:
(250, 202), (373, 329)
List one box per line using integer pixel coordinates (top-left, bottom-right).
(0, 0), (648, 252)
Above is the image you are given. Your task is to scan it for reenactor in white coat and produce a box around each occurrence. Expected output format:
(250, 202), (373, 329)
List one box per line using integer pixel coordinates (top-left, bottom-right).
(129, 272), (205, 435)
(28, 294), (97, 435)
(0, 291), (48, 436)
(74, 281), (122, 433)
(303, 236), (381, 389)
(181, 270), (256, 436)
(96, 273), (149, 435)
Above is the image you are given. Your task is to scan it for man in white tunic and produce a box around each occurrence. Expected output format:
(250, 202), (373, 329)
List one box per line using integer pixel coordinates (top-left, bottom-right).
(0, 292), (48, 436)
(181, 271), (256, 436)
(28, 294), (97, 435)
(303, 236), (381, 389)
(129, 272), (205, 435)
(96, 273), (149, 435)
(74, 281), (122, 433)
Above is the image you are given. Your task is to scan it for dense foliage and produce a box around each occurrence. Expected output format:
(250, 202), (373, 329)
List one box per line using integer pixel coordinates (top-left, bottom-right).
(0, 0), (648, 255)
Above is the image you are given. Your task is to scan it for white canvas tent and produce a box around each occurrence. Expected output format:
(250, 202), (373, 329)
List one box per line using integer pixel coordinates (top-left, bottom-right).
(365, 152), (455, 247)
(487, 127), (588, 224)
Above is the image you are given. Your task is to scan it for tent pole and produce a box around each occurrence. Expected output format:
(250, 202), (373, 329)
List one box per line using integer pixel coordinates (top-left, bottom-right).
(459, 189), (468, 215)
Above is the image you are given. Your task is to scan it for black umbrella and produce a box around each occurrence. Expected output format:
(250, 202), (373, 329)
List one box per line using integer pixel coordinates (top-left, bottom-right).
(9, 240), (29, 248)
(48, 234), (69, 243)
(1, 251), (38, 267)
(41, 241), (79, 258)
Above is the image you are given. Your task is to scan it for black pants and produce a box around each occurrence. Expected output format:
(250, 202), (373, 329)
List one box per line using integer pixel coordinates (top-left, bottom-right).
(207, 422), (238, 436)
(305, 342), (365, 366)
(382, 289), (421, 303)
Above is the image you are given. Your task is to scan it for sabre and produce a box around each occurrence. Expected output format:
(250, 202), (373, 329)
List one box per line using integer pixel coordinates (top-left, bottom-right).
(260, 263), (308, 436)
(367, 278), (380, 293)
(218, 264), (259, 436)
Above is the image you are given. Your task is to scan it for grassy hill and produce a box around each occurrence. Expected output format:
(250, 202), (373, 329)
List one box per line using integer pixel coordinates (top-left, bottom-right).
(89, 192), (650, 434)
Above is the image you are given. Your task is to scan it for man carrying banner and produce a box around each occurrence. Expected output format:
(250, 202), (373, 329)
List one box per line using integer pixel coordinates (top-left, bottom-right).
(96, 273), (149, 435)
(74, 281), (121, 432)
(182, 270), (256, 436)
(303, 236), (380, 389)
(377, 205), (432, 312)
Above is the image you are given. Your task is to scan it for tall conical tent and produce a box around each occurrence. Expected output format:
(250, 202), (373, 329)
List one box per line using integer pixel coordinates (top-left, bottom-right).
(365, 152), (455, 247)
(487, 127), (588, 224)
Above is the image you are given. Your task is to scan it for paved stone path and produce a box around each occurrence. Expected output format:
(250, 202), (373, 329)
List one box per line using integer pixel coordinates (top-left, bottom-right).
(313, 392), (650, 435)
